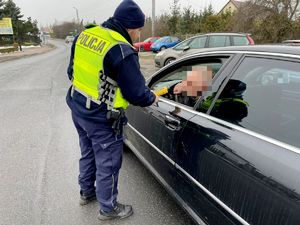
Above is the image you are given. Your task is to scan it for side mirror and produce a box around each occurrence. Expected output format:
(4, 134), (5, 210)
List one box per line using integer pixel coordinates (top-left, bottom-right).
(183, 46), (190, 51)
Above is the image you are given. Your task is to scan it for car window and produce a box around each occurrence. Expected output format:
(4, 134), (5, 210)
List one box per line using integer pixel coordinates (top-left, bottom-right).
(151, 60), (226, 108)
(232, 36), (249, 46)
(155, 37), (167, 44)
(189, 36), (207, 49)
(209, 56), (300, 148)
(165, 38), (172, 43)
(208, 35), (230, 47)
(173, 39), (191, 50)
(171, 37), (179, 42)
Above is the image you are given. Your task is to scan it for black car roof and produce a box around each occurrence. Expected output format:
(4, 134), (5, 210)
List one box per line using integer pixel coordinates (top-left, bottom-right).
(188, 45), (300, 56)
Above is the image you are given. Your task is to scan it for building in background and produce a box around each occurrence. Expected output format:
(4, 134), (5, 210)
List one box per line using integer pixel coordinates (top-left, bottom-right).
(40, 27), (52, 44)
(218, 0), (246, 15)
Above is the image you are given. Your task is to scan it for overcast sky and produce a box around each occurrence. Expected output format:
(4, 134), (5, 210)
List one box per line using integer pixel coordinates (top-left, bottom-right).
(13, 0), (229, 27)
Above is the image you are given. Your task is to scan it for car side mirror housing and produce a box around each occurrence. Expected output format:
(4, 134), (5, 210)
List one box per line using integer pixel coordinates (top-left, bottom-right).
(183, 46), (190, 51)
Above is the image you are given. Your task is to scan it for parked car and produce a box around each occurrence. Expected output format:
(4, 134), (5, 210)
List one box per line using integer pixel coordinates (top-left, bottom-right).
(134, 36), (160, 51)
(151, 36), (181, 52)
(282, 39), (300, 46)
(155, 33), (254, 68)
(124, 45), (300, 225)
(65, 35), (75, 44)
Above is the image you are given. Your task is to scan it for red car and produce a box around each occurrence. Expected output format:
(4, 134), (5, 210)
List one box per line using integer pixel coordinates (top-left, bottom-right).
(134, 36), (160, 51)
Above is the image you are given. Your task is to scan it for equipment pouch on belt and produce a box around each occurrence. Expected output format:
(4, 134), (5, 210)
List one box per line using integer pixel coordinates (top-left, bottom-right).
(106, 108), (125, 136)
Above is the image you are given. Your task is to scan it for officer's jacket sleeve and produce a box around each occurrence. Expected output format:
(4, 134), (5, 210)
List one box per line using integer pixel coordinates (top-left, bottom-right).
(67, 35), (79, 81)
(104, 44), (156, 107)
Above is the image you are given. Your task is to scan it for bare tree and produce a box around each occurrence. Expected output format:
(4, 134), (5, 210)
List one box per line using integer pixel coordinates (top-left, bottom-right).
(229, 0), (300, 43)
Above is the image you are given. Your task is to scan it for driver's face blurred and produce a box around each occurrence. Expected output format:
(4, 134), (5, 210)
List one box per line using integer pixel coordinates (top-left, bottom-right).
(182, 66), (212, 97)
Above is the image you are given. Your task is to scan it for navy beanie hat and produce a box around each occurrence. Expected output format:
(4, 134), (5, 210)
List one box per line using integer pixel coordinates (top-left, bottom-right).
(113, 0), (145, 29)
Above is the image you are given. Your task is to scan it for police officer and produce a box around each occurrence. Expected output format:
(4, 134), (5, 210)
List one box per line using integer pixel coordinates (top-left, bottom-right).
(66, 0), (158, 221)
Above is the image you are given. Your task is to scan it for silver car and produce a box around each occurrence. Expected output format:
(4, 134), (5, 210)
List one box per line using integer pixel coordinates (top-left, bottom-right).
(154, 32), (254, 68)
(65, 36), (75, 44)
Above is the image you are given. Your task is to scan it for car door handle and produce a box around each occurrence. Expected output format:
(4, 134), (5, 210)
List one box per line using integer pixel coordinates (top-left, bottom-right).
(164, 115), (181, 131)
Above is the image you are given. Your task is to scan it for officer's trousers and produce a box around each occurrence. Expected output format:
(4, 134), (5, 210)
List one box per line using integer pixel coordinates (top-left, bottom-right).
(71, 112), (123, 212)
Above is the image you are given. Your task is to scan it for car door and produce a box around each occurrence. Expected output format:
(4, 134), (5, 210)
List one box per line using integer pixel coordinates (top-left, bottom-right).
(124, 54), (232, 221)
(176, 54), (300, 225)
(125, 58), (205, 192)
(164, 37), (172, 48)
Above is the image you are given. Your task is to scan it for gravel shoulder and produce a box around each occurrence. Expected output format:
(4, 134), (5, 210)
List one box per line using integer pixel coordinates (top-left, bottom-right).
(0, 44), (55, 63)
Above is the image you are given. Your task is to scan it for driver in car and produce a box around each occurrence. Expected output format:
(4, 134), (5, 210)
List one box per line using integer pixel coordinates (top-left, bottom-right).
(173, 65), (213, 106)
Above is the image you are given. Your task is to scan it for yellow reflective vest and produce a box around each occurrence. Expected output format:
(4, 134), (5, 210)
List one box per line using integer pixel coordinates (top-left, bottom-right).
(73, 25), (132, 109)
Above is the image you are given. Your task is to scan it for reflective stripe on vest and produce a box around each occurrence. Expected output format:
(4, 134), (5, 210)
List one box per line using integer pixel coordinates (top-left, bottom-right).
(72, 25), (131, 109)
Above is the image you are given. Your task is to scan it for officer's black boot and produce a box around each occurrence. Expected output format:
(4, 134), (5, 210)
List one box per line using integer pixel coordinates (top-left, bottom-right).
(98, 202), (133, 220)
(79, 193), (97, 206)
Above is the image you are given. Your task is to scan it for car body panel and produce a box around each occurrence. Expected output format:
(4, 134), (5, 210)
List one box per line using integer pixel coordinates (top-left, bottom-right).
(151, 36), (181, 52)
(178, 112), (300, 225)
(65, 36), (75, 43)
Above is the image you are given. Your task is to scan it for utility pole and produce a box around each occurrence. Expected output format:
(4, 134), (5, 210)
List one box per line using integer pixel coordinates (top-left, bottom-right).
(73, 7), (80, 25)
(152, 0), (155, 37)
(73, 7), (80, 34)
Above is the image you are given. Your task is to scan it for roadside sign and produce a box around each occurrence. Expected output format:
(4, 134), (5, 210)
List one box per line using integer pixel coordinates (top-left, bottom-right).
(0, 18), (13, 35)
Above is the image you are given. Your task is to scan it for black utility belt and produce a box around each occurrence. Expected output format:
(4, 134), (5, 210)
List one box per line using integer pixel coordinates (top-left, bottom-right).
(106, 108), (125, 120)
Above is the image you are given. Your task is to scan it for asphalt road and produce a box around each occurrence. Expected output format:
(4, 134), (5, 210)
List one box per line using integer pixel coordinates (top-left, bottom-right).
(0, 40), (195, 225)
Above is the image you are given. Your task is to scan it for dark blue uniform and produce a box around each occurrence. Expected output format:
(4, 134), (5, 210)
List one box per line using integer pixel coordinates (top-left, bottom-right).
(67, 18), (155, 212)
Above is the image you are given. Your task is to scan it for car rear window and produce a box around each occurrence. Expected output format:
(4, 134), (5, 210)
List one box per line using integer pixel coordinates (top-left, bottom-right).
(232, 36), (249, 46)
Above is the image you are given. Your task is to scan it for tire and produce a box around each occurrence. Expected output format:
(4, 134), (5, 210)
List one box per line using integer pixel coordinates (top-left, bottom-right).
(140, 45), (145, 51)
(164, 57), (176, 66)
(160, 46), (166, 51)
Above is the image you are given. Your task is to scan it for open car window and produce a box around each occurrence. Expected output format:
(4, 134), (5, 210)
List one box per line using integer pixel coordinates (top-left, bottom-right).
(150, 59), (227, 108)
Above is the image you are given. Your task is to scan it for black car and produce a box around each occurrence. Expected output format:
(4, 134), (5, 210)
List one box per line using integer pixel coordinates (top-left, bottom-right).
(124, 46), (300, 225)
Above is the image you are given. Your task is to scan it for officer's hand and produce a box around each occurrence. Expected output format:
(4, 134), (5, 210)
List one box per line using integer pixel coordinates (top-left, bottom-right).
(151, 91), (159, 105)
